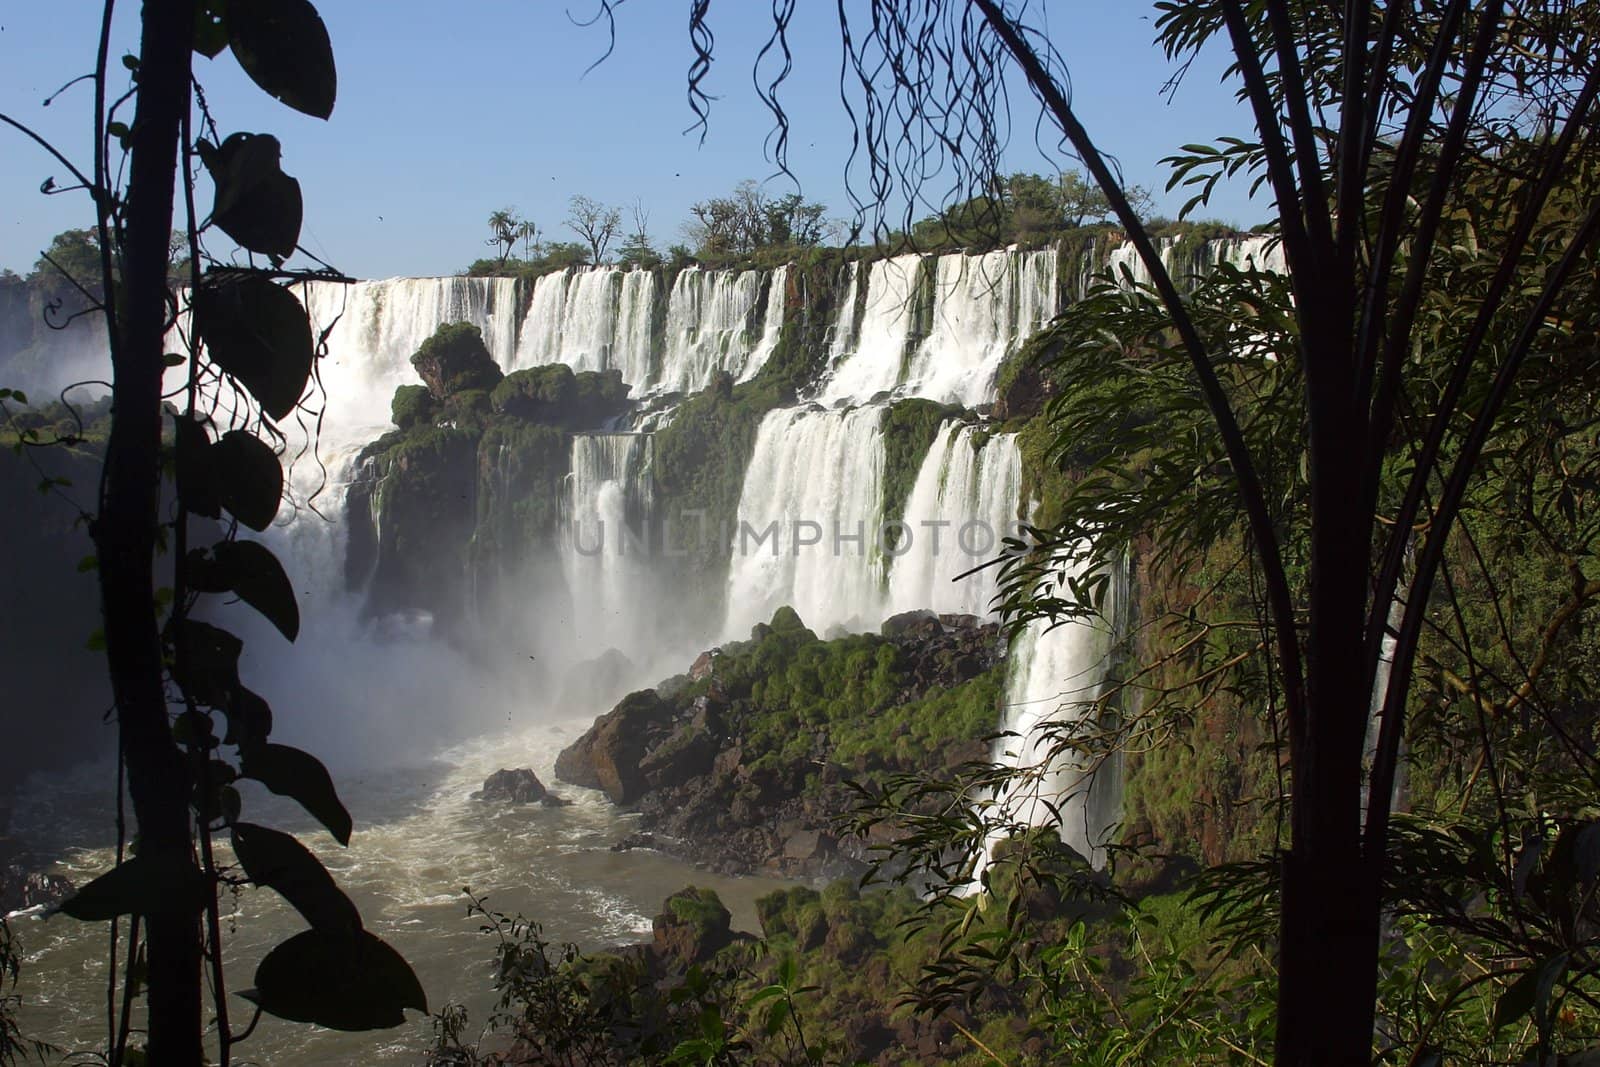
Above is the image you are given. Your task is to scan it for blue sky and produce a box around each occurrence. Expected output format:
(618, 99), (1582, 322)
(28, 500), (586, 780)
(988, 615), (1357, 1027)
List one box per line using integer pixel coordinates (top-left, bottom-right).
(1, 2), (1262, 280)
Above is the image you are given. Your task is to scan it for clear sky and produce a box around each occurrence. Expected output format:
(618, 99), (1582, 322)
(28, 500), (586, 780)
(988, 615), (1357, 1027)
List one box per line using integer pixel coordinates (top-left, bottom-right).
(0, 2), (1262, 281)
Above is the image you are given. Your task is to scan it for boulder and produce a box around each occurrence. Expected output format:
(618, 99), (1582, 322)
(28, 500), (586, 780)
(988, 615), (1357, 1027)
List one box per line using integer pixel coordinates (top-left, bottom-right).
(688, 649), (718, 681)
(881, 609), (940, 638)
(652, 887), (733, 967)
(639, 723), (716, 792)
(1, 865), (73, 913)
(478, 767), (568, 807)
(554, 689), (674, 804)
(410, 322), (503, 400)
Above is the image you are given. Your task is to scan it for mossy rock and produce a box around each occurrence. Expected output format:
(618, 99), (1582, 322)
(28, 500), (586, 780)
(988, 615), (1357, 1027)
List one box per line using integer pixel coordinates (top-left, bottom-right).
(410, 322), (503, 399)
(491, 364), (631, 428)
(390, 384), (433, 430)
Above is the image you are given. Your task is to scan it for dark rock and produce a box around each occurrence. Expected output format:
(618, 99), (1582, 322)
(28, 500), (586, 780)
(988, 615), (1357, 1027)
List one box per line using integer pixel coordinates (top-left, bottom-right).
(640, 724), (716, 791)
(610, 832), (659, 852)
(782, 829), (836, 862)
(1, 865), (73, 913)
(554, 689), (675, 804)
(559, 647), (636, 716)
(881, 609), (940, 638)
(478, 767), (555, 805)
(938, 612), (982, 631)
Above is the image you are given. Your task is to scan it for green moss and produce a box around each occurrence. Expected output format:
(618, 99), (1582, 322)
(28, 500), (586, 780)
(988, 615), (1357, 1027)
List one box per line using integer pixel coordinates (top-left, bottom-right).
(491, 364), (630, 428)
(881, 398), (964, 535)
(410, 322), (503, 399)
(651, 372), (788, 580)
(390, 384), (433, 430)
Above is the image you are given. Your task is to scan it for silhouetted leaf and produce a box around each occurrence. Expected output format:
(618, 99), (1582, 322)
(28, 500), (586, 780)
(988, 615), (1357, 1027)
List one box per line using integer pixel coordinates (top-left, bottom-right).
(212, 430), (283, 531)
(175, 414), (221, 519)
(231, 822), (361, 934)
(194, 0), (230, 57)
(173, 620), (243, 708)
(1492, 968), (1538, 1031)
(193, 276), (313, 421)
(57, 854), (207, 921)
(227, 0), (336, 120)
(240, 929), (426, 1031)
(225, 686), (274, 750)
(198, 133), (303, 260)
(193, 539), (299, 641)
(241, 744), (352, 845)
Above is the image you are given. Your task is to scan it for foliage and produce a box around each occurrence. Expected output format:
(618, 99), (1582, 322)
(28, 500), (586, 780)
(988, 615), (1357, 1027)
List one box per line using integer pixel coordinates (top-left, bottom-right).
(391, 383), (434, 430)
(684, 180), (831, 257)
(0, 917), (56, 1066)
(910, 170), (1155, 251)
(489, 363), (631, 427)
(411, 322), (504, 400)
(566, 194), (623, 264)
(1, 2), (428, 1062)
(880, 398), (965, 533)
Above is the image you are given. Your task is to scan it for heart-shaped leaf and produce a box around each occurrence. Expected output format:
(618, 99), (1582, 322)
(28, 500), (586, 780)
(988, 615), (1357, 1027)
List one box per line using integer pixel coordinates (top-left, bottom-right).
(57, 853), (207, 921)
(231, 822), (361, 934)
(212, 430), (284, 531)
(198, 133), (303, 261)
(240, 929), (426, 1031)
(194, 0), (230, 58)
(175, 414), (221, 519)
(193, 538), (299, 641)
(225, 686), (274, 751)
(193, 276), (313, 421)
(227, 0), (336, 119)
(172, 620), (244, 709)
(241, 743), (352, 845)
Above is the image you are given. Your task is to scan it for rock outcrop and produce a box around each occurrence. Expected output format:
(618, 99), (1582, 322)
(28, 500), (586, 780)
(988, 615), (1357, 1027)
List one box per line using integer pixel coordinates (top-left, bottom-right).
(555, 606), (1005, 878)
(477, 767), (568, 807)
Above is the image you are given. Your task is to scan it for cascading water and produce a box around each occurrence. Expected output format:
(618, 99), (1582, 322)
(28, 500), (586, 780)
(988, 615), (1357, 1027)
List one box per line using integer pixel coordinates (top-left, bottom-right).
(509, 267), (656, 388)
(901, 249), (1058, 407)
(886, 423), (1024, 618)
(660, 267), (768, 393)
(818, 254), (921, 402)
(986, 563), (1124, 868)
(722, 406), (889, 637)
(561, 432), (660, 671)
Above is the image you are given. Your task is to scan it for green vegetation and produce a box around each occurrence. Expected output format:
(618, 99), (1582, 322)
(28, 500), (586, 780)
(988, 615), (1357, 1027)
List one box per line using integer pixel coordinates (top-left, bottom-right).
(490, 363), (630, 427)
(410, 322), (503, 399)
(879, 398), (964, 534)
(676, 606), (1000, 781)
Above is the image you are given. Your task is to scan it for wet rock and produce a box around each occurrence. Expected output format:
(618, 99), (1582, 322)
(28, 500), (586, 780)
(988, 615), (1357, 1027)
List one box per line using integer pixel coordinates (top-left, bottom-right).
(1, 865), (73, 913)
(881, 609), (940, 638)
(688, 649), (719, 681)
(478, 767), (568, 807)
(554, 689), (675, 804)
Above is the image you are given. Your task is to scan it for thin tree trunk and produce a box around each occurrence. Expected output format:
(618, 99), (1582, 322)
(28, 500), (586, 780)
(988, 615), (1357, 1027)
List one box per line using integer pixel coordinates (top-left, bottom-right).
(96, 2), (201, 1063)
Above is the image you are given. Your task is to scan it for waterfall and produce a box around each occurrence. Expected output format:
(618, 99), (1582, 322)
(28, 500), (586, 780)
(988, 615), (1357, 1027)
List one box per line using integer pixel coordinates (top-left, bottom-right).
(886, 423), (1023, 618)
(826, 261), (861, 369)
(987, 564), (1123, 868)
(738, 266), (788, 383)
(818, 254), (921, 402)
(659, 267), (767, 393)
(300, 276), (520, 447)
(561, 433), (657, 664)
(722, 406), (888, 637)
(508, 267), (656, 388)
(900, 249), (1058, 407)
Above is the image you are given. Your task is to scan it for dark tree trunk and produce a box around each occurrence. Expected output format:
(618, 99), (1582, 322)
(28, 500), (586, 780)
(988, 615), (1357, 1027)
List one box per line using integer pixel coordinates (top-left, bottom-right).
(96, 2), (201, 1063)
(1277, 316), (1382, 1064)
